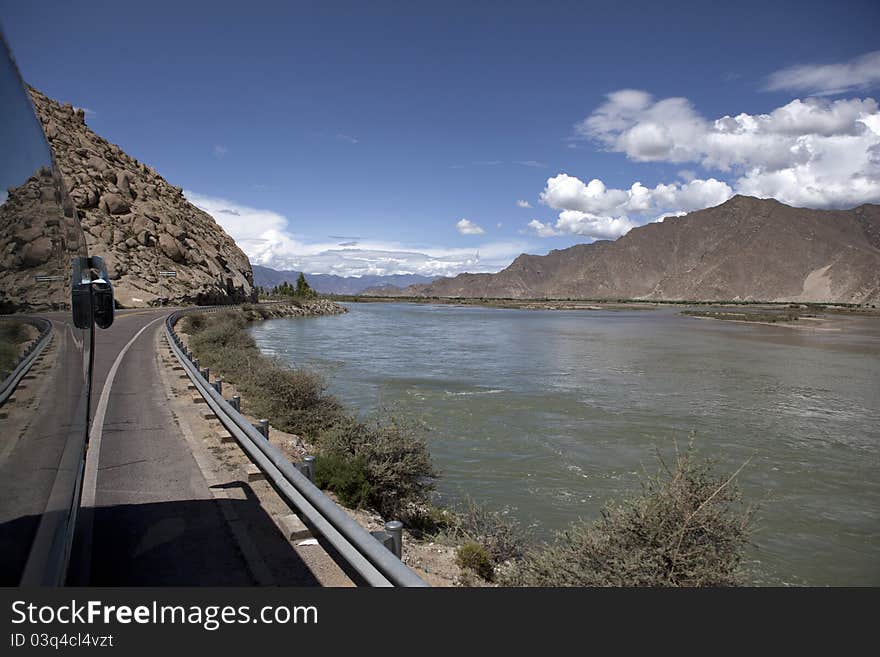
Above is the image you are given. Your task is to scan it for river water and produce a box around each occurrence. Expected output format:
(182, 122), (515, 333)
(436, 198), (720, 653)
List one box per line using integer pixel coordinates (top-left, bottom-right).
(250, 302), (880, 585)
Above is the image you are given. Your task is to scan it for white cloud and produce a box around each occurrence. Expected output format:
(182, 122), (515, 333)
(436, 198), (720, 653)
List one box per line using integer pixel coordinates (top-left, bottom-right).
(336, 133), (359, 144)
(530, 174), (731, 239)
(764, 50), (880, 96)
(213, 144), (227, 158)
(185, 191), (526, 277)
(516, 199), (532, 208)
(528, 212), (637, 240)
(540, 174), (732, 217)
(456, 218), (486, 235)
(527, 219), (559, 238)
(574, 90), (880, 209)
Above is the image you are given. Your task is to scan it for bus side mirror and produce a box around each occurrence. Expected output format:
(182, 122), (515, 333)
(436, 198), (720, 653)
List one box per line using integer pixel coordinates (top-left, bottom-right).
(70, 256), (115, 329)
(92, 279), (114, 329)
(89, 256), (114, 329)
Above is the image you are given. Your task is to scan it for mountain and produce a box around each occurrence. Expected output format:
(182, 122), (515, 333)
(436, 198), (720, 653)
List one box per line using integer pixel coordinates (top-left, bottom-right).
(252, 264), (436, 295)
(29, 88), (255, 307)
(398, 196), (880, 303)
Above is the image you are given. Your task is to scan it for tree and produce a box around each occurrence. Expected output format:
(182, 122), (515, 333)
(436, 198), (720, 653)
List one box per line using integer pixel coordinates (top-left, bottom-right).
(295, 272), (317, 298)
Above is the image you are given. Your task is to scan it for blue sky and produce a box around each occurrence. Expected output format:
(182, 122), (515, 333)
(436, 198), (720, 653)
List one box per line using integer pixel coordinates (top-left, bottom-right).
(2, 0), (879, 276)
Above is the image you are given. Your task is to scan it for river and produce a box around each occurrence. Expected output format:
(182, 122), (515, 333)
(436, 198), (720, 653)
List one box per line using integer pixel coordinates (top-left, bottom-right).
(249, 302), (880, 585)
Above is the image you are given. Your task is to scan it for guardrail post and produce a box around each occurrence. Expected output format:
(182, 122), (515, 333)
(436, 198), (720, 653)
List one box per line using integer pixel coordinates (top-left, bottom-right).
(384, 521), (403, 558)
(253, 418), (269, 438)
(193, 358), (200, 370)
(231, 394), (241, 412)
(302, 455), (315, 482)
(201, 367), (210, 381)
(214, 378), (222, 395)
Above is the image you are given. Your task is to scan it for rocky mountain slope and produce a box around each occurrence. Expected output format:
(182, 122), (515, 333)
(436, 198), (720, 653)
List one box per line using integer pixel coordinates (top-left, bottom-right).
(253, 264), (435, 295)
(29, 88), (254, 307)
(394, 196), (880, 304)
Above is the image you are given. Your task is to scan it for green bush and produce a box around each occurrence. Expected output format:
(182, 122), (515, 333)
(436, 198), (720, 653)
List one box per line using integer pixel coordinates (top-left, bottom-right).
(455, 541), (494, 581)
(500, 443), (754, 587)
(314, 454), (373, 509)
(317, 413), (436, 518)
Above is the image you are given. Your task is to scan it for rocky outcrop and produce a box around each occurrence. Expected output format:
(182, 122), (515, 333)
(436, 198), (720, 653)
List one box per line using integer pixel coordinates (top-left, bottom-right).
(28, 88), (255, 307)
(401, 196), (880, 304)
(240, 299), (347, 320)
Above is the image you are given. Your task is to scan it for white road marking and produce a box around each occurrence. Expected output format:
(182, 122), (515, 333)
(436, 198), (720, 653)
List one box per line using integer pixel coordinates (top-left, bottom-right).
(75, 314), (166, 581)
(81, 315), (166, 507)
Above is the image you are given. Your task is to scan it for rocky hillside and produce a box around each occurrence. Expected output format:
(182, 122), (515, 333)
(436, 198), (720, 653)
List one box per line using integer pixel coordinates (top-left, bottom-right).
(399, 196), (880, 304)
(29, 88), (255, 307)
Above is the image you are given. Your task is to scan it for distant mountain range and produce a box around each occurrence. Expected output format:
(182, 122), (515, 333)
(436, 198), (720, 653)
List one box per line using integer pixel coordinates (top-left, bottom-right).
(376, 196), (880, 304)
(252, 264), (436, 295)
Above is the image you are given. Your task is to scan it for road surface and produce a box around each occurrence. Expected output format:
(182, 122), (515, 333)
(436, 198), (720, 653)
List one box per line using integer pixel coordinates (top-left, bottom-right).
(78, 308), (259, 585)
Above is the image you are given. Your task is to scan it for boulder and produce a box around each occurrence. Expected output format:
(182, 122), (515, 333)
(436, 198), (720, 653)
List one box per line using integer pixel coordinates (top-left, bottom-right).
(85, 155), (107, 172)
(22, 237), (53, 267)
(158, 233), (184, 263)
(101, 193), (130, 215)
(116, 171), (132, 198)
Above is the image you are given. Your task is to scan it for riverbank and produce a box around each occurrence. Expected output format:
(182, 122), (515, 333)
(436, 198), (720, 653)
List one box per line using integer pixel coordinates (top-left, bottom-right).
(179, 301), (763, 586)
(175, 301), (473, 585)
(332, 294), (877, 314)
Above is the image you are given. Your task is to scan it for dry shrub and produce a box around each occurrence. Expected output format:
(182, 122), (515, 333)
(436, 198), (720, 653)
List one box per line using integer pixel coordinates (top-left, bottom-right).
(501, 442), (755, 587)
(242, 365), (345, 438)
(180, 309), (345, 438)
(455, 541), (494, 581)
(442, 497), (527, 568)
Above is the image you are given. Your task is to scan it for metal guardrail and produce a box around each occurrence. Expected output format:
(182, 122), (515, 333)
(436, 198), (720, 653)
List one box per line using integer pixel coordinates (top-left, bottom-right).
(0, 317), (52, 407)
(164, 308), (429, 587)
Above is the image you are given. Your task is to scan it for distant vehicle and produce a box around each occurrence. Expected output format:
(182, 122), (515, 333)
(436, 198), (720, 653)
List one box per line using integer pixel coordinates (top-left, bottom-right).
(0, 34), (114, 585)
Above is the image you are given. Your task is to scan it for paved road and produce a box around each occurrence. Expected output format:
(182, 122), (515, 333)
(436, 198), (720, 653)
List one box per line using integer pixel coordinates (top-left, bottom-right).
(79, 308), (256, 585)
